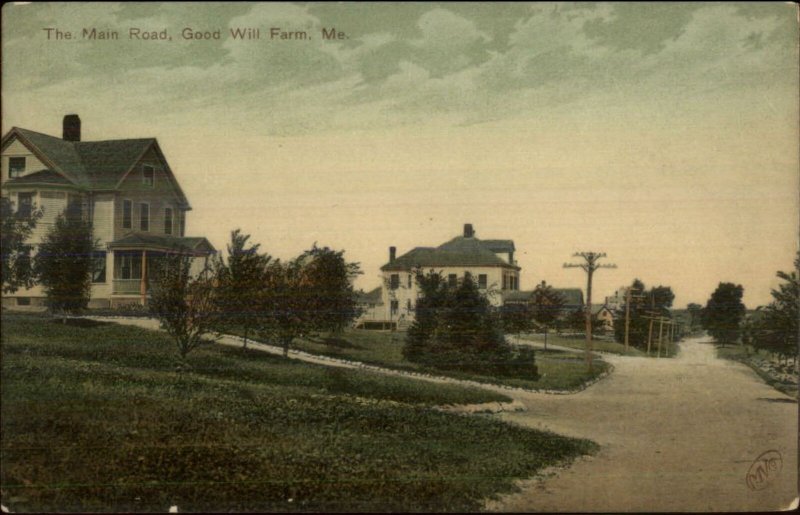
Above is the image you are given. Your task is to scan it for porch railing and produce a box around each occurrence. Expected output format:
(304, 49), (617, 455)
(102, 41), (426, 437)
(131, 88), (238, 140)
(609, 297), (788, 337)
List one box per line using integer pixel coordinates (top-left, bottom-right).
(112, 279), (143, 295)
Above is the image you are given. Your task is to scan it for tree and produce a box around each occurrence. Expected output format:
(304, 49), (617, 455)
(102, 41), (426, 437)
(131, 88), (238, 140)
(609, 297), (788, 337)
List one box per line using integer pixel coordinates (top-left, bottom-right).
(404, 271), (536, 378)
(33, 212), (96, 321)
(213, 229), (272, 349)
(1, 197), (42, 293)
(149, 252), (218, 359)
(300, 245), (362, 335)
(751, 254), (799, 363)
(260, 245), (361, 357)
(702, 282), (746, 346)
(687, 303), (703, 331)
(613, 280), (675, 352)
(501, 302), (533, 337)
(530, 281), (565, 350)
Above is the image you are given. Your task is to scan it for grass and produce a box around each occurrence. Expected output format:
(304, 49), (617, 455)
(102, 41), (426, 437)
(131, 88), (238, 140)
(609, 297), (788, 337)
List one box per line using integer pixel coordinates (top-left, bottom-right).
(1, 313), (597, 512)
(715, 343), (797, 398)
(518, 332), (680, 358)
(288, 330), (609, 392)
(517, 332), (646, 356)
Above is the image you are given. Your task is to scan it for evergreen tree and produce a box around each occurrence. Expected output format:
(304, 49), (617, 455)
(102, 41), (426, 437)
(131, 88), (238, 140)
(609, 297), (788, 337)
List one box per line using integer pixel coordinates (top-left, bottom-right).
(34, 212), (96, 321)
(213, 229), (272, 348)
(752, 254), (798, 362)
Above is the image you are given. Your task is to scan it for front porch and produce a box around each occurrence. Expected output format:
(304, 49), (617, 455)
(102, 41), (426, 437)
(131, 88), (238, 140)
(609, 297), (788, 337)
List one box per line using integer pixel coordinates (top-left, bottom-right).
(107, 233), (216, 303)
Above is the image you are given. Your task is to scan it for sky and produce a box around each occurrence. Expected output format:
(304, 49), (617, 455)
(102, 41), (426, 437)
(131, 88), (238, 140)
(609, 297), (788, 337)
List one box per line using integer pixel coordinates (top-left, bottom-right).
(2, 2), (798, 308)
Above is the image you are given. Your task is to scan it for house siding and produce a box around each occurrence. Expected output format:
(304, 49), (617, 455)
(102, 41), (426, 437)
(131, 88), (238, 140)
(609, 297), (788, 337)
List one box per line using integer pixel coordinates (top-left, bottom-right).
(0, 137), (49, 187)
(114, 147), (184, 241)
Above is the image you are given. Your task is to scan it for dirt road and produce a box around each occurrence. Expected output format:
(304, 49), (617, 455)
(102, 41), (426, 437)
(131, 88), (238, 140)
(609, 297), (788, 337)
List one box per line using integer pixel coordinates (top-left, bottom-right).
(486, 335), (797, 512)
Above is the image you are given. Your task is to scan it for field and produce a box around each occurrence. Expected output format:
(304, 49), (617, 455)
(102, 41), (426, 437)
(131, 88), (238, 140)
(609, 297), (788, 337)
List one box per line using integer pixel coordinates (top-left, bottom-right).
(0, 314), (597, 512)
(290, 329), (609, 391)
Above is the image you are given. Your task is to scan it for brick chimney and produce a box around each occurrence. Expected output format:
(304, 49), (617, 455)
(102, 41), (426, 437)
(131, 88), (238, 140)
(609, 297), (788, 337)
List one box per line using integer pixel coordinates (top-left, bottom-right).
(463, 223), (474, 238)
(63, 114), (81, 142)
(389, 246), (396, 263)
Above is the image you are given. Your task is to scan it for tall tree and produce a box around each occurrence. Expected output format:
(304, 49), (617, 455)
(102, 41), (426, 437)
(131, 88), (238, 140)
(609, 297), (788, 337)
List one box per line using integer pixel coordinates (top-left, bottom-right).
(687, 303), (703, 331)
(33, 212), (96, 321)
(149, 253), (219, 359)
(404, 272), (535, 378)
(530, 281), (565, 349)
(702, 282), (746, 346)
(1, 197), (42, 293)
(613, 280), (675, 351)
(213, 229), (272, 349)
(752, 254), (799, 363)
(300, 245), (362, 335)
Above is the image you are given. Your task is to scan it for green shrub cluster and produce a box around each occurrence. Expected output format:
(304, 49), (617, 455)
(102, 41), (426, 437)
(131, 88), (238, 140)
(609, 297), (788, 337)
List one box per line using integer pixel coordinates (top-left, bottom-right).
(404, 272), (538, 379)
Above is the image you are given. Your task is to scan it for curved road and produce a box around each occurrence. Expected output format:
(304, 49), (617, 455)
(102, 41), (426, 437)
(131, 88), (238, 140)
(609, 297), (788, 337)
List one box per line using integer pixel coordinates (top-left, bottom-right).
(487, 336), (797, 512)
(89, 319), (796, 511)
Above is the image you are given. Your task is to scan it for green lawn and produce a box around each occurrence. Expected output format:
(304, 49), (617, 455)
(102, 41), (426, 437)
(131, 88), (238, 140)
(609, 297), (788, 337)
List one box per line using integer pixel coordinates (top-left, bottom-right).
(518, 332), (680, 357)
(1, 314), (597, 512)
(289, 330), (609, 391)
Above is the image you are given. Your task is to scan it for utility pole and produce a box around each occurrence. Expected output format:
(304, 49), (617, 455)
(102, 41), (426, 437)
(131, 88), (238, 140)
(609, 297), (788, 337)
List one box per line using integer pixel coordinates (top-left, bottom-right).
(657, 317), (664, 358)
(564, 252), (617, 372)
(624, 286), (644, 354)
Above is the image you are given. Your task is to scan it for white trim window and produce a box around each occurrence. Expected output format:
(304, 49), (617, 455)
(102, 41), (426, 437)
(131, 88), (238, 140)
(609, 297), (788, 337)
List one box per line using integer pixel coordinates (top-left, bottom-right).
(164, 207), (173, 235)
(139, 202), (150, 231)
(122, 199), (132, 229)
(8, 156), (25, 178)
(142, 164), (155, 187)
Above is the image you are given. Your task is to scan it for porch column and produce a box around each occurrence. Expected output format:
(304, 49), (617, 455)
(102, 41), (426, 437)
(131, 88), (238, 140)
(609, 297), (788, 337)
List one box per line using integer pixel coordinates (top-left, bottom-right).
(140, 250), (147, 303)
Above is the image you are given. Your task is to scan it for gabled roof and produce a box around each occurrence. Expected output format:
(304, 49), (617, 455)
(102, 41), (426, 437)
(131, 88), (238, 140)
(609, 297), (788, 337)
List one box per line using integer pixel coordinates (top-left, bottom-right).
(3, 169), (75, 187)
(1, 127), (189, 207)
(382, 235), (519, 271)
(108, 233), (216, 255)
(591, 304), (615, 315)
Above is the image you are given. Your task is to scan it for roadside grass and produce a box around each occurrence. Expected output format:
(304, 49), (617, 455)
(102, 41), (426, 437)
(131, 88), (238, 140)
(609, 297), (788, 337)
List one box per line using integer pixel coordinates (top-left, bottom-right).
(1, 314), (597, 512)
(519, 332), (681, 358)
(715, 344), (797, 398)
(288, 330), (609, 391)
(518, 333), (646, 356)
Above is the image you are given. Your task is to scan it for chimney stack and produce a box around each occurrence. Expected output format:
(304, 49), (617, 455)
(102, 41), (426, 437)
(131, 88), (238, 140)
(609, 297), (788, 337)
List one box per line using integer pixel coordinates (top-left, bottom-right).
(63, 114), (81, 142)
(389, 246), (396, 263)
(463, 223), (474, 238)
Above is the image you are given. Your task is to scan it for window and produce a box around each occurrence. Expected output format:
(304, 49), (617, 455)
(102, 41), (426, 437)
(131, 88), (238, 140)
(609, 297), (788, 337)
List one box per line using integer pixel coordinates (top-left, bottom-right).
(164, 207), (173, 235)
(140, 203), (149, 231)
(502, 275), (508, 290)
(119, 253), (142, 280)
(407, 299), (413, 311)
(179, 212), (185, 237)
(407, 274), (412, 288)
(478, 274), (488, 289)
(16, 297), (30, 306)
(390, 274), (400, 290)
(390, 300), (399, 315)
(66, 195), (83, 223)
(8, 157), (25, 178)
(143, 165), (155, 187)
(122, 200), (132, 229)
(17, 192), (34, 218)
(92, 252), (107, 283)
(448, 274), (457, 287)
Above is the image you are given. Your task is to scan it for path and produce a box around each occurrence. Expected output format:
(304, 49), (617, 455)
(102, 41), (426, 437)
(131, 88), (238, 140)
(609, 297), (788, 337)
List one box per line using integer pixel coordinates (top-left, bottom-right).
(90, 318), (796, 511)
(486, 336), (797, 512)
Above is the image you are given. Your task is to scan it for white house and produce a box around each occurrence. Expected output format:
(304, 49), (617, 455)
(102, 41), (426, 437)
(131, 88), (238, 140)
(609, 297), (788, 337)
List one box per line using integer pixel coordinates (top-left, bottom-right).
(357, 224), (521, 329)
(1, 114), (216, 309)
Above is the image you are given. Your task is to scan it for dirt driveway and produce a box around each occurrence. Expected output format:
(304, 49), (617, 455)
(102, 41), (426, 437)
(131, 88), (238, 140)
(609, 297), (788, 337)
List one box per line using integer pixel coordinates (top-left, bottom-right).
(486, 336), (797, 512)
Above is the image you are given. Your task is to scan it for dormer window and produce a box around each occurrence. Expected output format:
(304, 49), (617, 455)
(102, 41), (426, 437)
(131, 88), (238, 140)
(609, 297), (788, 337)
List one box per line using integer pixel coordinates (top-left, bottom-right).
(9, 157), (25, 178)
(142, 165), (155, 187)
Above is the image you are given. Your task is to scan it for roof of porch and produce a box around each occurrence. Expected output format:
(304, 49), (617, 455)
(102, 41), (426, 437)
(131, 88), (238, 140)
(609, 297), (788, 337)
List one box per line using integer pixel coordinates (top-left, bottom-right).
(108, 233), (216, 255)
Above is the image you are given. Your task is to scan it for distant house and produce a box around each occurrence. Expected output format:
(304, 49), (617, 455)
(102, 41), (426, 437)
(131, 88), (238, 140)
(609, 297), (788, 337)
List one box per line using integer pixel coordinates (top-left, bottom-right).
(1, 114), (216, 309)
(356, 223), (521, 329)
(592, 303), (616, 332)
(504, 283), (585, 320)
